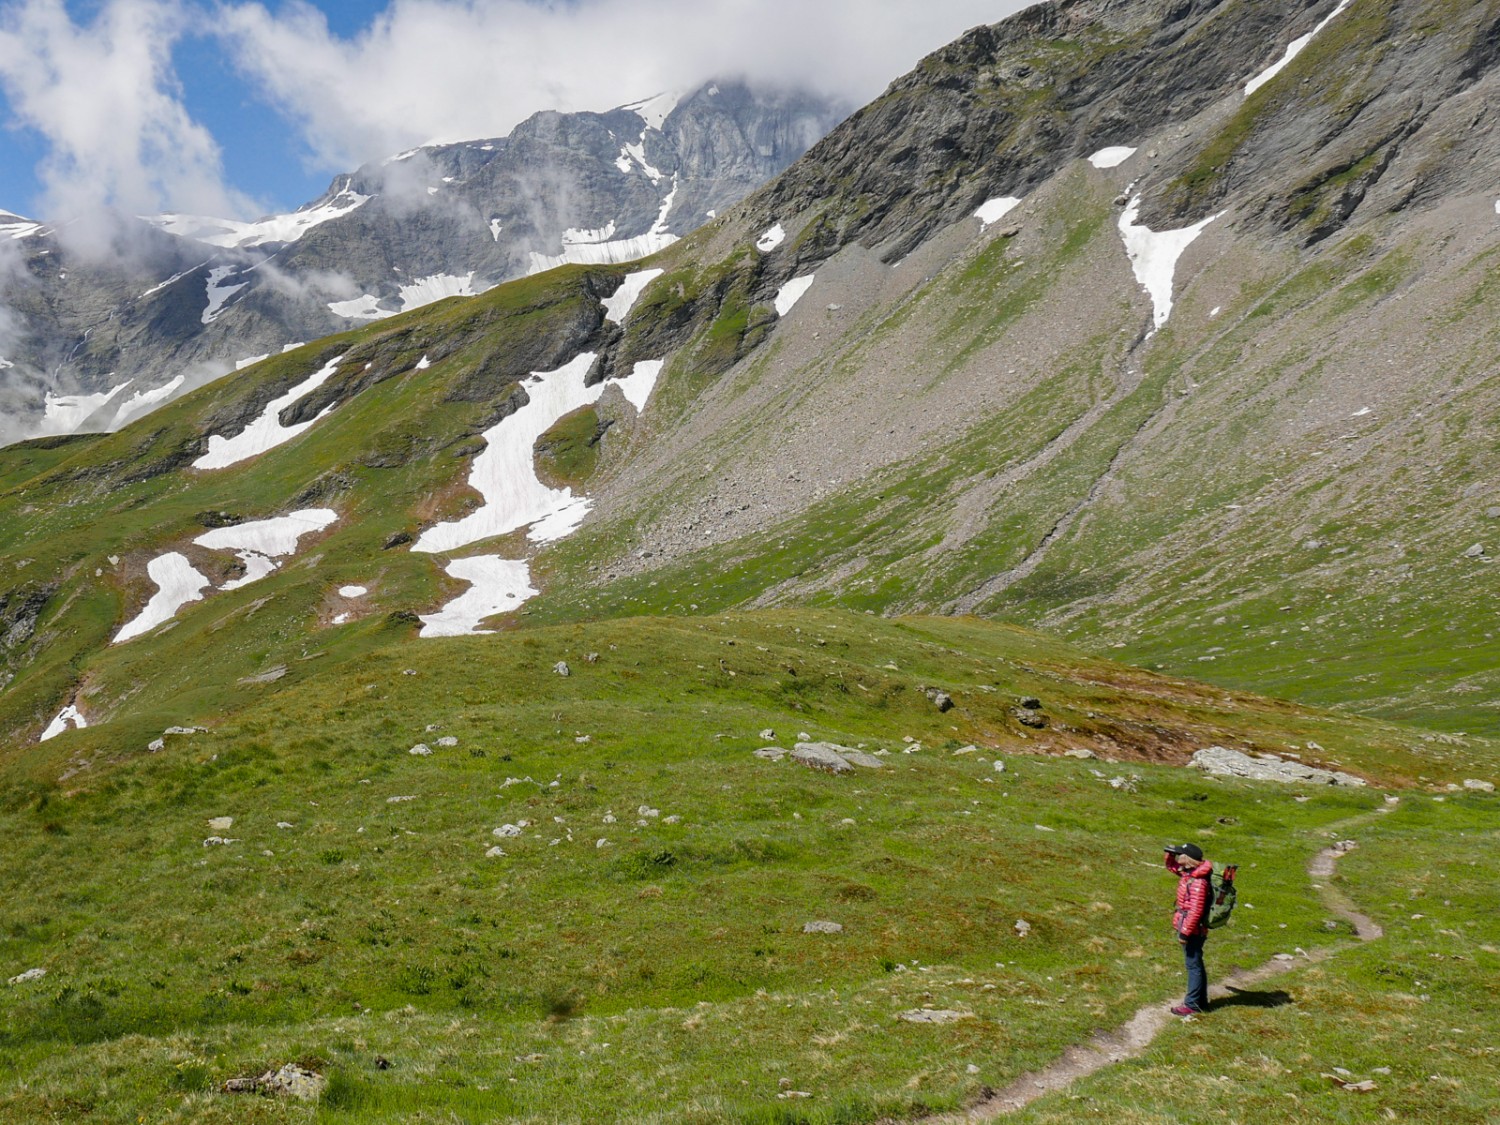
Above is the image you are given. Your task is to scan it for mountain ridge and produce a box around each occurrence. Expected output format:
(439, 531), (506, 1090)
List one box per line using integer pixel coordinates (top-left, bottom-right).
(0, 80), (848, 445)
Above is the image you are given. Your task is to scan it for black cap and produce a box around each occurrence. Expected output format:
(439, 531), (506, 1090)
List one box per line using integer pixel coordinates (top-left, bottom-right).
(1167, 843), (1204, 861)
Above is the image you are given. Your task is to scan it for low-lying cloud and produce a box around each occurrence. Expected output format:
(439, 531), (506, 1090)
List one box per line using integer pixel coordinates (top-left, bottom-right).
(221, 0), (1035, 173)
(0, 0), (251, 226)
(0, 0), (1034, 227)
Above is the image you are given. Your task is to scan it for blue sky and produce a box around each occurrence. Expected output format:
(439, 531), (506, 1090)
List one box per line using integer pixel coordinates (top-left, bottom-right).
(0, 0), (1028, 222)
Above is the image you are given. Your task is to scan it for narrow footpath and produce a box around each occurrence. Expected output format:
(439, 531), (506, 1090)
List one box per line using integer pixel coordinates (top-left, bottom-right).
(924, 803), (1395, 1122)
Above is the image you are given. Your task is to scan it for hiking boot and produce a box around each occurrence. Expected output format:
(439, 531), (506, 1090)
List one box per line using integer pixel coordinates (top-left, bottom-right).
(1169, 1004), (1201, 1017)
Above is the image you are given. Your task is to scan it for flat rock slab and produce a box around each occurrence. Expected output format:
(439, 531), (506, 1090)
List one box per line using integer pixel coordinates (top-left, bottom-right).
(803, 920), (844, 934)
(792, 743), (855, 773)
(837, 749), (886, 769)
(896, 1009), (972, 1024)
(1192, 746), (1365, 787)
(238, 665), (287, 685)
(793, 742), (884, 772)
(754, 746), (788, 761)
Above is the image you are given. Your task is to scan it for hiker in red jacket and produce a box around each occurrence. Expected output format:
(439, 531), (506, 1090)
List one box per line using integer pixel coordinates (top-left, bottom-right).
(1165, 843), (1212, 1015)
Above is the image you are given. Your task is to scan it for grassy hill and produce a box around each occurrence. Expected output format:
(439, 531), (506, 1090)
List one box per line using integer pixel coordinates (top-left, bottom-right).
(3, 610), (1495, 1122)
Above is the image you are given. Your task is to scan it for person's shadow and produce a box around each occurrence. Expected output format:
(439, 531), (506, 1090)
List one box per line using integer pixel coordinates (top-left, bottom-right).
(1211, 986), (1293, 1010)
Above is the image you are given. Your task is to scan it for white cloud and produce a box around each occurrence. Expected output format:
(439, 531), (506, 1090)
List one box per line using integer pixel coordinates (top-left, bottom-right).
(0, 0), (247, 226)
(219, 0), (1035, 171)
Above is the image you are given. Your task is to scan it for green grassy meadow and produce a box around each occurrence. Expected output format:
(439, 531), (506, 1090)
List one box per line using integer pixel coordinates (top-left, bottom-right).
(2, 611), (1493, 1122)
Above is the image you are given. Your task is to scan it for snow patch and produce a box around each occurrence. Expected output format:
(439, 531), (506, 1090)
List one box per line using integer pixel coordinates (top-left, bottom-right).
(329, 273), (484, 322)
(1, 209), (45, 239)
(112, 375), (186, 429)
(615, 360), (664, 412)
(1351, 407), (1372, 417)
(194, 509), (338, 592)
(328, 294), (386, 320)
(1118, 197), (1220, 331)
(339, 585), (368, 598)
(1088, 146), (1137, 169)
(774, 275), (816, 317)
(193, 356), (344, 470)
(1245, 0), (1352, 97)
(115, 552), (212, 643)
(602, 269), (664, 324)
(620, 91), (681, 131)
(201, 267), (247, 324)
(40, 704), (87, 741)
(974, 197), (1021, 228)
(398, 272), (477, 311)
(413, 353), (604, 553)
(140, 262), (209, 299)
(618, 139), (664, 183)
(527, 213), (678, 273)
(566, 221), (617, 244)
(757, 223), (786, 252)
(415, 355), (431, 370)
(37, 384), (130, 436)
(415, 343), (670, 633)
(147, 188), (371, 249)
(650, 176), (679, 237)
(419, 556), (539, 637)
(490, 218), (504, 241)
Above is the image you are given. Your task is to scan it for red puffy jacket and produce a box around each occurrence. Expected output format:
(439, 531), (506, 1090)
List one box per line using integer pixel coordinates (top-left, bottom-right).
(1168, 856), (1213, 937)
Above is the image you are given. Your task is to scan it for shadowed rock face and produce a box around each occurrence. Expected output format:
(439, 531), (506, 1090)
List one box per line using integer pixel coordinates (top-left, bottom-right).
(744, 0), (1500, 261)
(0, 81), (850, 443)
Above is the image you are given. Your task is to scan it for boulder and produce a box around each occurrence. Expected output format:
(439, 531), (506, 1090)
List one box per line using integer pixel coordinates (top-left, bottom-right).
(1014, 706), (1047, 729)
(224, 1064), (326, 1101)
(1463, 778), (1495, 792)
(791, 742), (854, 773)
(924, 687), (954, 712)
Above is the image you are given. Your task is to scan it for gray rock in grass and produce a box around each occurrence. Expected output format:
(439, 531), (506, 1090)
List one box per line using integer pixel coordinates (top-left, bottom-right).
(791, 743), (854, 774)
(896, 1009), (972, 1024)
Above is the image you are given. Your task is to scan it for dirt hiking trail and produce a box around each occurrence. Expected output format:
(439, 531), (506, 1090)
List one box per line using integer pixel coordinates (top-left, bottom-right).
(920, 802), (1395, 1122)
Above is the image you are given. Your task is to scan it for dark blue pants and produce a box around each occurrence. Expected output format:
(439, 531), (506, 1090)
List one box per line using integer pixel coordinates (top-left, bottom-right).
(1182, 933), (1209, 1011)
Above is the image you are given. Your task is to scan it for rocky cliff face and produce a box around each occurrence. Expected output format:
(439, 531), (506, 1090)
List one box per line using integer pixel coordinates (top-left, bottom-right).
(0, 81), (847, 444)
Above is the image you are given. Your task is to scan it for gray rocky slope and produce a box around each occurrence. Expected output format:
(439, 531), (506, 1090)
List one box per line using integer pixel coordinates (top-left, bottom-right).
(524, 0), (1499, 733)
(0, 81), (846, 444)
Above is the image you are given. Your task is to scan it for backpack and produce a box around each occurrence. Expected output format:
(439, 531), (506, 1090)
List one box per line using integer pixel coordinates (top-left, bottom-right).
(1206, 864), (1238, 929)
